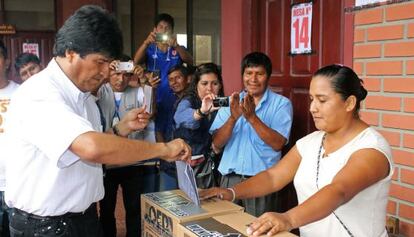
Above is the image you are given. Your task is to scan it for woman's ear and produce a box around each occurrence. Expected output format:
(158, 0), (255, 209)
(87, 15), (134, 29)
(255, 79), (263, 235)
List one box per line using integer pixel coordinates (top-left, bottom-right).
(345, 95), (357, 112)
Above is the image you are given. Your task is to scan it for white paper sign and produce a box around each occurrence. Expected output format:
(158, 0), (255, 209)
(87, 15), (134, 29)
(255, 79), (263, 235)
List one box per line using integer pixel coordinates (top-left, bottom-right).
(22, 43), (40, 58)
(291, 2), (313, 55)
(355, 0), (387, 6)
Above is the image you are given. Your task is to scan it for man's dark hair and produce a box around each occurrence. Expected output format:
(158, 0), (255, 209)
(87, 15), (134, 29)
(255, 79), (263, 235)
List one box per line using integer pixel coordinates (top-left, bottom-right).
(14, 53), (41, 72)
(154, 13), (174, 30)
(0, 40), (8, 59)
(168, 64), (188, 78)
(54, 5), (123, 59)
(241, 52), (272, 79)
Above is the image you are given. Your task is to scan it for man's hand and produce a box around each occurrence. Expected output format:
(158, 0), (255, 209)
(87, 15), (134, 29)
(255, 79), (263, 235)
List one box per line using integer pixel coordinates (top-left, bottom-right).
(133, 64), (144, 78)
(109, 60), (119, 71)
(241, 93), (257, 122)
(144, 31), (156, 46)
(160, 138), (191, 162)
(147, 75), (161, 88)
(229, 92), (242, 121)
(167, 35), (178, 48)
(116, 106), (150, 136)
(246, 212), (293, 236)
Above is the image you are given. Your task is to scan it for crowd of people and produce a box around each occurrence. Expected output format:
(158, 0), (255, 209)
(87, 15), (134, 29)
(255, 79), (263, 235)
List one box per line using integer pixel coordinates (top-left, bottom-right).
(0, 4), (393, 237)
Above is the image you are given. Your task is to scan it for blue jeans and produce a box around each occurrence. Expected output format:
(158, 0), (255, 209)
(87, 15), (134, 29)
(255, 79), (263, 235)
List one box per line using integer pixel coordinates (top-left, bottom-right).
(0, 191), (10, 237)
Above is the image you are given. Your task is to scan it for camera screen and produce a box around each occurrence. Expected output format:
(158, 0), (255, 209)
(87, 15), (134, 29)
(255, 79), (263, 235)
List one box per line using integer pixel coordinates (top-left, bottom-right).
(213, 97), (229, 107)
(155, 33), (169, 43)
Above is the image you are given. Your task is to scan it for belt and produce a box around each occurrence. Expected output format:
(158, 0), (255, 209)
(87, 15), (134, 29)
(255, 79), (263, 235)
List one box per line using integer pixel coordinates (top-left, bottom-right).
(12, 203), (96, 221)
(226, 172), (252, 179)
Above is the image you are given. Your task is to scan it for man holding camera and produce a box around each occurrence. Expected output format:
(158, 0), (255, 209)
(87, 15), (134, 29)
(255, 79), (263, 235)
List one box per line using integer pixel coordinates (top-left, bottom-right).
(210, 52), (293, 217)
(3, 6), (190, 236)
(134, 13), (193, 145)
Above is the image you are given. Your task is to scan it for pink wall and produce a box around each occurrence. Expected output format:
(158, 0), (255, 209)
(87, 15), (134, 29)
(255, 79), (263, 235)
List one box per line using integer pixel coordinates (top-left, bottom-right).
(221, 0), (252, 95)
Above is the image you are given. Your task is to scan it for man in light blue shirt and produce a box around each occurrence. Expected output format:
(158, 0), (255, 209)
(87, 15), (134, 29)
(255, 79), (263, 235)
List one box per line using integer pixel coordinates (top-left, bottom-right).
(210, 52), (293, 216)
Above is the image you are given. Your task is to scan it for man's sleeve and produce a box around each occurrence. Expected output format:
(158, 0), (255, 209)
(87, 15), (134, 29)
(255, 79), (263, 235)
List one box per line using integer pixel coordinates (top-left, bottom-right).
(20, 99), (95, 167)
(270, 99), (293, 143)
(209, 107), (231, 134)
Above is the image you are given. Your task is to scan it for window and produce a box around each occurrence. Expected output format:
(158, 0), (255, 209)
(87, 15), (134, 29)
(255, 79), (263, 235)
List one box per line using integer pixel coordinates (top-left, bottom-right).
(3, 0), (55, 31)
(115, 0), (132, 55)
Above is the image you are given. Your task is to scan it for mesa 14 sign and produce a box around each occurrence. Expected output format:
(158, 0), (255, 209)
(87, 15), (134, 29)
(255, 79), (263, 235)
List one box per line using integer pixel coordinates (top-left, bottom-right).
(290, 2), (313, 55)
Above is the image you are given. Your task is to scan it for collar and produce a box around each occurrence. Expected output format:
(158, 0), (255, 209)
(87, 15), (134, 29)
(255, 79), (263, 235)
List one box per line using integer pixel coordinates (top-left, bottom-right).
(48, 58), (91, 103)
(240, 87), (270, 110)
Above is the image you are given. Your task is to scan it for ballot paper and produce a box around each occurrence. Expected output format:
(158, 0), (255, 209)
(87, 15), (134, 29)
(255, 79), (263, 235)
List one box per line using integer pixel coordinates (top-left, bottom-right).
(143, 85), (153, 114)
(176, 161), (200, 206)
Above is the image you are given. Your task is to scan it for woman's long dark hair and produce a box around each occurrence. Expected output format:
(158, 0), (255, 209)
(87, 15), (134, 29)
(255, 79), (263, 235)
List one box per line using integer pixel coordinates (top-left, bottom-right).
(185, 63), (225, 107)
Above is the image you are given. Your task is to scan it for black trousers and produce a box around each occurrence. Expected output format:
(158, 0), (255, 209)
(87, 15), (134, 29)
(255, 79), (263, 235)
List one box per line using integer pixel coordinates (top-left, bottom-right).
(99, 165), (158, 237)
(9, 203), (102, 237)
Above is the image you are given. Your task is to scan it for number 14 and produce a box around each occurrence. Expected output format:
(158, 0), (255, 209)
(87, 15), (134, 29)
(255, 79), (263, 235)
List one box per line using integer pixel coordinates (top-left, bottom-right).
(292, 16), (309, 49)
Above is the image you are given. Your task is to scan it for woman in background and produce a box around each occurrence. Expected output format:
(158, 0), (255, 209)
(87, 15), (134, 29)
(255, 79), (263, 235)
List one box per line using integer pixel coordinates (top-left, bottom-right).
(173, 63), (224, 188)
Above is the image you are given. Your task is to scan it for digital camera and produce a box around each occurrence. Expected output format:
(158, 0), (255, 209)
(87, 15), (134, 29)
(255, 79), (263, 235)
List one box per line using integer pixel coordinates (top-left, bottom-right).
(155, 33), (169, 43)
(117, 61), (134, 73)
(213, 97), (229, 107)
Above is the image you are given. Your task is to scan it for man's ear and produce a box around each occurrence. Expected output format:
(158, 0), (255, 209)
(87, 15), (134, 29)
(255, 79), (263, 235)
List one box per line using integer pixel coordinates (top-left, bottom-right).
(65, 50), (77, 63)
(345, 95), (357, 112)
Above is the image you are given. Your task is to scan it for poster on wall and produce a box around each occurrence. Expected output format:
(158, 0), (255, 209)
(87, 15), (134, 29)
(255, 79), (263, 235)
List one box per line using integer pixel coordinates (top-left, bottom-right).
(22, 43), (40, 58)
(290, 2), (313, 55)
(355, 0), (387, 6)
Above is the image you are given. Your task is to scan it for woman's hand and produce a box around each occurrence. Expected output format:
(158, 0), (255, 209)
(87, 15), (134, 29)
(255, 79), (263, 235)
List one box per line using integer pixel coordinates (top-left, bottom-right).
(246, 212), (294, 236)
(199, 187), (234, 201)
(200, 93), (219, 114)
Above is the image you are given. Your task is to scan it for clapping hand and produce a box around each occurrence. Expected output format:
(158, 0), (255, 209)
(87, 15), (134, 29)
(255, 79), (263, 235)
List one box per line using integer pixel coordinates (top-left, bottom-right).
(230, 92), (242, 121)
(240, 93), (257, 122)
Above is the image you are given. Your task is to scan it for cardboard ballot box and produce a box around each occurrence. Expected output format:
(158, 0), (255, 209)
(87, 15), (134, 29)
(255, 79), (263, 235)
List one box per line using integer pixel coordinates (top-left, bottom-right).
(141, 190), (244, 237)
(176, 212), (298, 237)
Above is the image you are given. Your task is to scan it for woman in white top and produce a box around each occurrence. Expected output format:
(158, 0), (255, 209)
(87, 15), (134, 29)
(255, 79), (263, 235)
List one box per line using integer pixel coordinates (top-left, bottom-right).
(200, 64), (393, 237)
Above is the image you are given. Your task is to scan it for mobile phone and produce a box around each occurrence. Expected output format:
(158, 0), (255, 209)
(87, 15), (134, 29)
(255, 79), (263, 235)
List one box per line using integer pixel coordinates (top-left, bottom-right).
(117, 61), (134, 73)
(155, 33), (169, 43)
(213, 97), (229, 107)
(151, 69), (160, 78)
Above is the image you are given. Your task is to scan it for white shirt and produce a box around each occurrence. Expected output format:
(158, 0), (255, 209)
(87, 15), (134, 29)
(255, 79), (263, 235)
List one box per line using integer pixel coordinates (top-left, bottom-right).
(0, 80), (19, 191)
(294, 127), (392, 237)
(4, 59), (104, 216)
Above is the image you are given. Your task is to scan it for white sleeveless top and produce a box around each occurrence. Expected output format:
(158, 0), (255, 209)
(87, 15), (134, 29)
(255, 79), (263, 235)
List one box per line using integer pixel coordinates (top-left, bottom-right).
(294, 127), (393, 237)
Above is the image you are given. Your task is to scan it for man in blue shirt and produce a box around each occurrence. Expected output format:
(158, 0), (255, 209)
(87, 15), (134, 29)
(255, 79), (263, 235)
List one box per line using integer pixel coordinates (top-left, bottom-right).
(134, 13), (193, 143)
(210, 52), (293, 216)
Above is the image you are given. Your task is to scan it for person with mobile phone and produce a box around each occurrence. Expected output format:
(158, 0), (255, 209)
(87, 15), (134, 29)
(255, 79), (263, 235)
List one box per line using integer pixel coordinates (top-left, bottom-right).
(97, 55), (161, 236)
(133, 14), (193, 164)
